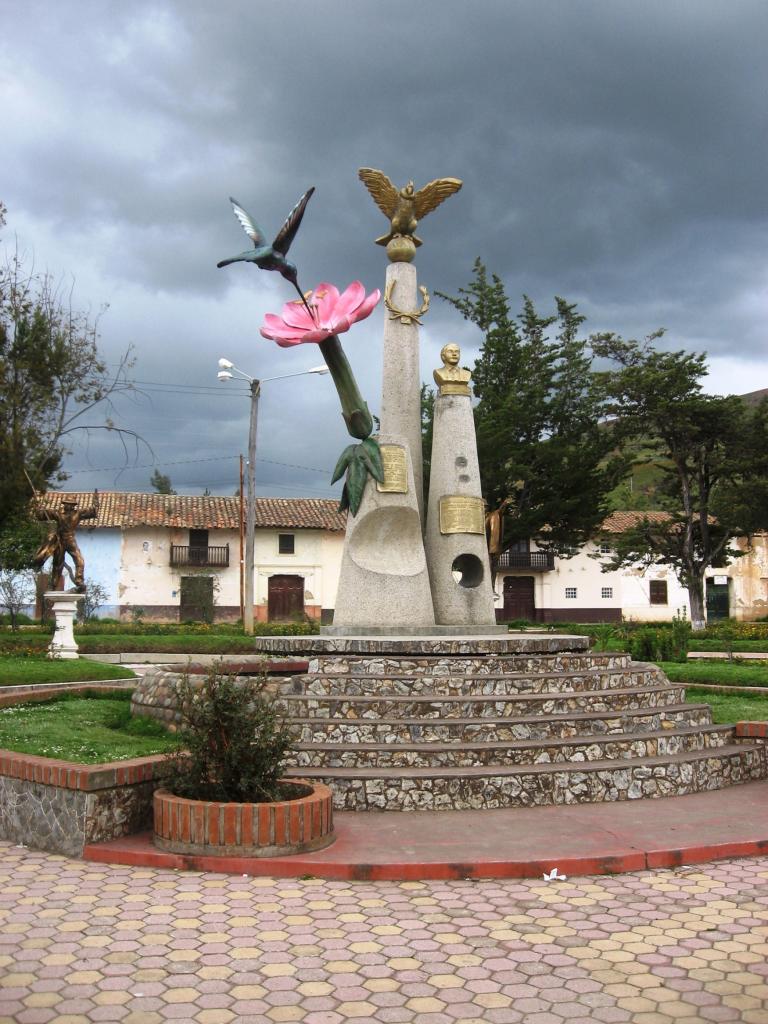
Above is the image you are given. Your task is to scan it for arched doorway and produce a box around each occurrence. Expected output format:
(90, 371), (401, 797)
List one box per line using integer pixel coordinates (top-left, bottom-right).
(267, 574), (305, 622)
(503, 576), (535, 621)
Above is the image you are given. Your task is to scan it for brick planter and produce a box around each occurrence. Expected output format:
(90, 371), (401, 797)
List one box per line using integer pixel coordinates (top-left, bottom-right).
(153, 780), (335, 858)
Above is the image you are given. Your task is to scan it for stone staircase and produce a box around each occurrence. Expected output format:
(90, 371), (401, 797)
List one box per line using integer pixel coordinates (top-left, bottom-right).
(262, 639), (768, 811)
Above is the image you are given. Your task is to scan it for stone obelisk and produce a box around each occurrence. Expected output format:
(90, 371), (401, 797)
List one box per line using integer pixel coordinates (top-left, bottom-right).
(329, 169), (466, 633)
(425, 344), (497, 625)
(328, 168), (502, 634)
(379, 261), (425, 522)
(328, 272), (435, 629)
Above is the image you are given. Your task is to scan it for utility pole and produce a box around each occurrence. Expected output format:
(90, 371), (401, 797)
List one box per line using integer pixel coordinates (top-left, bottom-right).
(217, 359), (329, 635)
(244, 379), (260, 635)
(238, 454), (245, 624)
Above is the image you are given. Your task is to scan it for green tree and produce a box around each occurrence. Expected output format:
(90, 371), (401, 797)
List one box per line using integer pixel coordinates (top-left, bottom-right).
(0, 515), (45, 572)
(0, 221), (147, 537)
(420, 383), (435, 497)
(592, 331), (768, 630)
(150, 469), (176, 494)
(438, 260), (621, 555)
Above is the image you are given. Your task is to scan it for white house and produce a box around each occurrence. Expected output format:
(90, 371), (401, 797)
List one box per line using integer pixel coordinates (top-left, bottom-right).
(493, 512), (768, 624)
(34, 494), (768, 625)
(37, 492), (345, 623)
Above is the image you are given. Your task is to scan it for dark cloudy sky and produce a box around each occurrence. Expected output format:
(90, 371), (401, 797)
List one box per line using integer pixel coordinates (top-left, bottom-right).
(3, 0), (767, 499)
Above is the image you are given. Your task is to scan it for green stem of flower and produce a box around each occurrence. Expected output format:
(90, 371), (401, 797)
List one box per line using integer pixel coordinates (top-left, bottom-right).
(319, 334), (374, 440)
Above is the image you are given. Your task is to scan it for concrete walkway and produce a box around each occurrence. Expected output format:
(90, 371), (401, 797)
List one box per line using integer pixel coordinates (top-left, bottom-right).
(86, 780), (768, 881)
(1, 841), (767, 1024)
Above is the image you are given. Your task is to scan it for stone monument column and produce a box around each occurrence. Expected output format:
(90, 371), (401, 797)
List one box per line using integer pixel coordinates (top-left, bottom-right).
(331, 432), (436, 630)
(379, 262), (425, 520)
(425, 344), (497, 626)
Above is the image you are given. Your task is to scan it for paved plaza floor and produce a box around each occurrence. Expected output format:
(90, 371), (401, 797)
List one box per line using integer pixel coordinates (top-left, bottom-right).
(1, 842), (767, 1024)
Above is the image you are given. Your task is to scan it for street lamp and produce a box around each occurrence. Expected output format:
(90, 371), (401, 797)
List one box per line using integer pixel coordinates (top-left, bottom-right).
(217, 358), (329, 634)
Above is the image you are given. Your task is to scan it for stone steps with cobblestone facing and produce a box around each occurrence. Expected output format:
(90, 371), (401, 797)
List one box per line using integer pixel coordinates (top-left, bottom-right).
(309, 650), (632, 676)
(285, 664), (663, 697)
(132, 633), (768, 812)
(289, 723), (734, 769)
(286, 701), (715, 744)
(284, 743), (768, 810)
(275, 681), (688, 720)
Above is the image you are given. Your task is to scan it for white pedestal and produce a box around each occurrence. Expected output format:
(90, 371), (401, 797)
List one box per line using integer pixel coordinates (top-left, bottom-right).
(45, 592), (84, 659)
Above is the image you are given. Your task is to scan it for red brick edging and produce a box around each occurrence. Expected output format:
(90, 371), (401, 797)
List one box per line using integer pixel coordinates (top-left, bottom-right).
(735, 721), (768, 739)
(153, 781), (335, 858)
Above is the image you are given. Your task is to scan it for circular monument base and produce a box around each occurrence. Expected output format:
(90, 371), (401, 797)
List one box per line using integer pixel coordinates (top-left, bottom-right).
(250, 632), (589, 656)
(321, 624), (509, 637)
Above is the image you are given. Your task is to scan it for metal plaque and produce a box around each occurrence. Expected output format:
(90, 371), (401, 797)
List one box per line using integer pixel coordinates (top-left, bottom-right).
(439, 495), (485, 535)
(377, 445), (408, 493)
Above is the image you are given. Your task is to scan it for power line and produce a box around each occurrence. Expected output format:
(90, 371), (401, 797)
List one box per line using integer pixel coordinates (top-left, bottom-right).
(63, 454), (332, 475)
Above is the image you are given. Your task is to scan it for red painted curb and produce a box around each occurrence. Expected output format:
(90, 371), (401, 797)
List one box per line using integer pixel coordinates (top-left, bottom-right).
(83, 832), (652, 880)
(83, 827), (768, 882)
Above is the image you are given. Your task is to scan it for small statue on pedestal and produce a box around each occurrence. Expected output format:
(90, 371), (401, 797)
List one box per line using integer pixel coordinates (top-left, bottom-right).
(32, 492), (99, 592)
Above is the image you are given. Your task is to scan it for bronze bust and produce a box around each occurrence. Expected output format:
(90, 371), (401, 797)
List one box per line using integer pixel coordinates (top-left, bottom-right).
(433, 343), (471, 396)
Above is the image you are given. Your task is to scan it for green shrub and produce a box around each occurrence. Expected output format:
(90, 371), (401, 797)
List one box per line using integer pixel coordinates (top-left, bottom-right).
(161, 669), (294, 803)
(630, 621), (689, 663)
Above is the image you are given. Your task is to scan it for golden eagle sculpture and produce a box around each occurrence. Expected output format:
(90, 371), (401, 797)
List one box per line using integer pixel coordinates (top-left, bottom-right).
(358, 168), (462, 248)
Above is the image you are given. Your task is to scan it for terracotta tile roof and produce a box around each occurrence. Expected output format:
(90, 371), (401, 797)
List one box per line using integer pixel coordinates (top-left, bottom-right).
(601, 510), (672, 533)
(36, 492), (347, 532)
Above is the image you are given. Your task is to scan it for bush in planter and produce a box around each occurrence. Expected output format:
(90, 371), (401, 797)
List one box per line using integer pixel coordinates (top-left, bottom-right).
(161, 669), (295, 803)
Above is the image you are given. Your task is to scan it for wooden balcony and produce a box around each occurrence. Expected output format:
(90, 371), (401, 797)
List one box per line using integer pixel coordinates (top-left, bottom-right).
(170, 544), (230, 568)
(496, 550), (555, 572)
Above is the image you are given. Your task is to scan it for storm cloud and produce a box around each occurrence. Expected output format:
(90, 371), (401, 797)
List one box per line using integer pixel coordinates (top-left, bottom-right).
(2, 0), (766, 496)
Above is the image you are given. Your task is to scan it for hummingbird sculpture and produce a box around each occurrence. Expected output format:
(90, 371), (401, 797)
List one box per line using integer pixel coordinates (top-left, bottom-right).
(217, 187), (315, 314)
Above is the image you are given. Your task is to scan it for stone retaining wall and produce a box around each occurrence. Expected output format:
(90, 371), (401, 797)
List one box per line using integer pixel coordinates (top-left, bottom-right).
(0, 748), (166, 857)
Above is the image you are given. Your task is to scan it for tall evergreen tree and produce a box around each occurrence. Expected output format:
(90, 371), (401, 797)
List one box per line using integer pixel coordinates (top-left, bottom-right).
(593, 331), (768, 629)
(150, 469), (176, 494)
(438, 260), (621, 555)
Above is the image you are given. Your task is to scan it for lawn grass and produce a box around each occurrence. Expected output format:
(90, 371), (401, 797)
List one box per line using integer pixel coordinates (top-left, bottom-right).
(76, 635), (274, 654)
(0, 692), (176, 762)
(685, 688), (768, 725)
(0, 657), (135, 686)
(659, 661), (768, 689)
(0, 634), (298, 655)
(687, 639), (768, 653)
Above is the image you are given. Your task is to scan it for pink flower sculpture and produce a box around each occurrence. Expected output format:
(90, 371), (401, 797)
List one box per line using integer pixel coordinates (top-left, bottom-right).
(260, 281), (380, 347)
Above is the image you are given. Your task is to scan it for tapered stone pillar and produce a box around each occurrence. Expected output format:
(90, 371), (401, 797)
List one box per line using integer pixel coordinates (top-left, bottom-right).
(425, 346), (497, 626)
(330, 434), (436, 631)
(379, 262), (425, 520)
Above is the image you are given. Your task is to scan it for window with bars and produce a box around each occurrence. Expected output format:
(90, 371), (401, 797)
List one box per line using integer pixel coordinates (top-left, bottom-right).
(278, 533), (295, 555)
(649, 580), (668, 605)
(565, 587), (577, 599)
(601, 587), (613, 599)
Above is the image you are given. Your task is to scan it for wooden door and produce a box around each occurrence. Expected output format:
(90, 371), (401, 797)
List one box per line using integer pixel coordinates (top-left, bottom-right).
(502, 576), (536, 621)
(188, 529), (209, 566)
(706, 579), (730, 622)
(179, 576), (214, 623)
(268, 575), (305, 622)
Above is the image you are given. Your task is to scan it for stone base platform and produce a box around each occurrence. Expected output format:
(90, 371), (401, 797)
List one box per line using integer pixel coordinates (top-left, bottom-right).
(249, 632), (590, 657)
(321, 624), (508, 636)
(132, 631), (768, 813)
